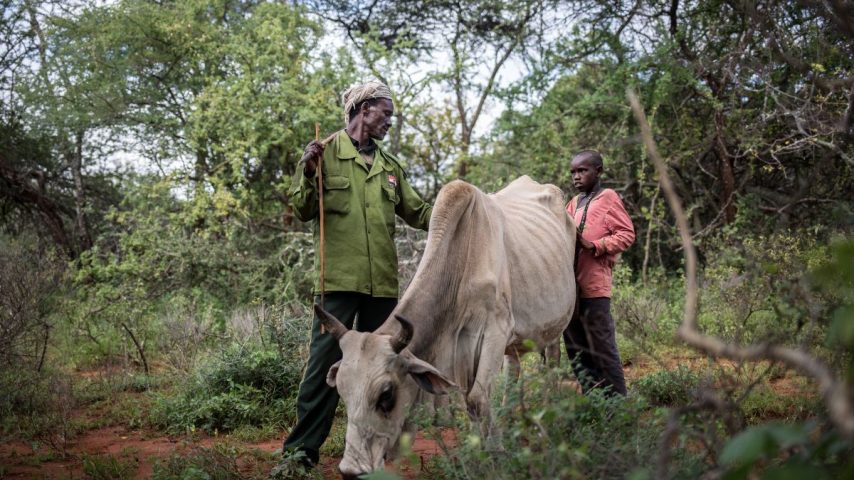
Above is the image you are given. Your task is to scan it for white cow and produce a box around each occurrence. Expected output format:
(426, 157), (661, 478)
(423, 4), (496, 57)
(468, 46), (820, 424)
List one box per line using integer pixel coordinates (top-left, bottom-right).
(315, 176), (577, 477)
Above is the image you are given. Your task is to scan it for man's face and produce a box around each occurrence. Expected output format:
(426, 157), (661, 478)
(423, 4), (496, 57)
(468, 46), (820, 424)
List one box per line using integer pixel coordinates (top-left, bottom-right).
(570, 156), (601, 193)
(362, 98), (394, 140)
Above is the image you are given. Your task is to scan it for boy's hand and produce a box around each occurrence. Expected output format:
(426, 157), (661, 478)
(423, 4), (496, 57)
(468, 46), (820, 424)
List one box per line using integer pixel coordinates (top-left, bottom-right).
(577, 232), (595, 250)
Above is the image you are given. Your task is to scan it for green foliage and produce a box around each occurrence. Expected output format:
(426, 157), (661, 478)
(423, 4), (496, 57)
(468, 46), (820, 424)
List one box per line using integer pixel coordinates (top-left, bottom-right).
(697, 233), (833, 348)
(720, 421), (853, 480)
(152, 444), (244, 480)
(634, 366), (701, 406)
(612, 264), (685, 352)
(269, 449), (319, 480)
(739, 384), (821, 424)
(150, 344), (301, 434)
(812, 238), (854, 382)
(0, 368), (59, 428)
(0, 236), (65, 370)
(0, 368), (81, 453)
(430, 364), (702, 479)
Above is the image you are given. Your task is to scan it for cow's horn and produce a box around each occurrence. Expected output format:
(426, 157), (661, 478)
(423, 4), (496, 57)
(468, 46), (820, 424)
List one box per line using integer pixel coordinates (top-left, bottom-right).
(314, 304), (349, 340)
(391, 315), (414, 353)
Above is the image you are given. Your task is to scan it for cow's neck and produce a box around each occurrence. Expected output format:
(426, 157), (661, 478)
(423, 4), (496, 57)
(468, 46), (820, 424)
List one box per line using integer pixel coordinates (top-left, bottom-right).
(378, 181), (485, 364)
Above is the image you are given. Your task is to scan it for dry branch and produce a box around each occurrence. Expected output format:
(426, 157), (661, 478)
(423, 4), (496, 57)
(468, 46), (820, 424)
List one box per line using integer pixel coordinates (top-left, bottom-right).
(626, 88), (854, 438)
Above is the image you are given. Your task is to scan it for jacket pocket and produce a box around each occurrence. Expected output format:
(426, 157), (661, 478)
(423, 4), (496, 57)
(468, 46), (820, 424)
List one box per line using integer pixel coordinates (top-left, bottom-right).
(382, 185), (400, 205)
(381, 185), (399, 234)
(323, 175), (351, 214)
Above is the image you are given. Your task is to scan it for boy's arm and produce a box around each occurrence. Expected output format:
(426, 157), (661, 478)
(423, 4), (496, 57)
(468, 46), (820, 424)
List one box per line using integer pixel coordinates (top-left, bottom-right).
(592, 191), (635, 257)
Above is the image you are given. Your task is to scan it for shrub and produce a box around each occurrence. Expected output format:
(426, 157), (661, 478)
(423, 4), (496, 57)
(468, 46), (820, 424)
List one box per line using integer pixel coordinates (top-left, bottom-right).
(269, 449), (319, 480)
(0, 369), (80, 454)
(697, 233), (830, 347)
(429, 364), (704, 479)
(152, 445), (242, 480)
(633, 365), (701, 406)
(150, 344), (302, 433)
(0, 236), (65, 371)
(82, 453), (138, 480)
(719, 421), (854, 480)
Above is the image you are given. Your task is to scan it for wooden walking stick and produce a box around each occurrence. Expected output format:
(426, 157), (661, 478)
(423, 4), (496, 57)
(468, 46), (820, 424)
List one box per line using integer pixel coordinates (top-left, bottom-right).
(316, 123), (326, 314)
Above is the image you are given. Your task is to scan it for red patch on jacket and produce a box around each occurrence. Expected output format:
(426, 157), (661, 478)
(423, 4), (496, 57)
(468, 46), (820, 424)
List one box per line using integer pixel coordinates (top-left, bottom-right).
(387, 175), (397, 187)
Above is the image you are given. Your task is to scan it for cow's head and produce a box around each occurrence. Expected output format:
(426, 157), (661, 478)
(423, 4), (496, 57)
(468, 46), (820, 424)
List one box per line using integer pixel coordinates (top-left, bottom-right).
(314, 305), (456, 477)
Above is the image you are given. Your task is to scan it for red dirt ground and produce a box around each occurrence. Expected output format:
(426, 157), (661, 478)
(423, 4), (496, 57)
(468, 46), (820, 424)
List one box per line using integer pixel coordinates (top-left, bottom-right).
(0, 420), (455, 479)
(0, 355), (809, 479)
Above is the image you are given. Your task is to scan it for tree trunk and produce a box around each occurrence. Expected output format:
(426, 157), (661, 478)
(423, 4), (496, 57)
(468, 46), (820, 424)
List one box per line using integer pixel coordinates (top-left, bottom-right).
(122, 323), (149, 375)
(70, 130), (92, 251)
(642, 184), (660, 285)
(37, 322), (49, 372)
(714, 111), (736, 224)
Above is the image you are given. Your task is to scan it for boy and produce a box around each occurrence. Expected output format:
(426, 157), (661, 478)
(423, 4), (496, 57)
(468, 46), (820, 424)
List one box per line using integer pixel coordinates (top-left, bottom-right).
(564, 150), (635, 395)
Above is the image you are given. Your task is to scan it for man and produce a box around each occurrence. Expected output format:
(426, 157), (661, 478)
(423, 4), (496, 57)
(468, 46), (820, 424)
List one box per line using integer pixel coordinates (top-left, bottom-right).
(283, 80), (432, 465)
(564, 150), (635, 396)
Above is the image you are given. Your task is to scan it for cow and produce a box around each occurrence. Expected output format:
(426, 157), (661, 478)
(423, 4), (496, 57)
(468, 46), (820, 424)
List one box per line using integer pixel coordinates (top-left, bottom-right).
(315, 175), (577, 477)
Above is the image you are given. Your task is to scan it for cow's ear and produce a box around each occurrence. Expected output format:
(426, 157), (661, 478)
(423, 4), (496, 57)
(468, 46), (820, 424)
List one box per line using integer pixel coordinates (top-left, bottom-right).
(327, 360), (342, 388)
(405, 355), (456, 395)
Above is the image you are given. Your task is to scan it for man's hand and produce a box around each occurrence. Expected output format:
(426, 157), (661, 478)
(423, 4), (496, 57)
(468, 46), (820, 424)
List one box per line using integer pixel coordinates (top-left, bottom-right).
(299, 140), (324, 177)
(577, 232), (595, 251)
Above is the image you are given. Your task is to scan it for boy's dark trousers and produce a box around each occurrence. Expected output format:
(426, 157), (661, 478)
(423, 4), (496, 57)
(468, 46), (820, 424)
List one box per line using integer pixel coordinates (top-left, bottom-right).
(282, 292), (397, 464)
(563, 297), (627, 396)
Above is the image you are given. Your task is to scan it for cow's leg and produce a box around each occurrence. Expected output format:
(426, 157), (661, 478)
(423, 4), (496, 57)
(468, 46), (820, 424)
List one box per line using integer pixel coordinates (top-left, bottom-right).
(433, 392), (452, 426)
(542, 339), (561, 368)
(388, 419), (418, 461)
(467, 330), (509, 444)
(502, 347), (522, 407)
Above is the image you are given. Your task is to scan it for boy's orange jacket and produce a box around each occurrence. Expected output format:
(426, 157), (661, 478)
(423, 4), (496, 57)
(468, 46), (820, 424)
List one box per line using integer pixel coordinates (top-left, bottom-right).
(567, 189), (636, 299)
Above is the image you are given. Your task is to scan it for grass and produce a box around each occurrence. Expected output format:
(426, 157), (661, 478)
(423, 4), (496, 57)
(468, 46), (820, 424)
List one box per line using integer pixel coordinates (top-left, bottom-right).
(633, 365), (701, 406)
(740, 383), (822, 424)
(230, 424), (281, 443)
(82, 453), (138, 479)
(152, 443), (280, 480)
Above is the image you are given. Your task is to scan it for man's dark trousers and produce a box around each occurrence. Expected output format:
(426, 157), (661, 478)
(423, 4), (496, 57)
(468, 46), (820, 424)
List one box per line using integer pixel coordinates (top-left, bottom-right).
(563, 297), (627, 396)
(283, 292), (397, 464)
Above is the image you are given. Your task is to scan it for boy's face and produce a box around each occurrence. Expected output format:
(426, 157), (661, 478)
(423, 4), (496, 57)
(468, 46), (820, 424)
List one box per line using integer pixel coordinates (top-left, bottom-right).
(570, 156), (601, 193)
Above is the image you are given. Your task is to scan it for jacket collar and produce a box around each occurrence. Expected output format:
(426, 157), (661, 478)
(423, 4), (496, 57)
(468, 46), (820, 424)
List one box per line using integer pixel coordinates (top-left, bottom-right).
(336, 130), (387, 158)
(335, 130), (359, 159)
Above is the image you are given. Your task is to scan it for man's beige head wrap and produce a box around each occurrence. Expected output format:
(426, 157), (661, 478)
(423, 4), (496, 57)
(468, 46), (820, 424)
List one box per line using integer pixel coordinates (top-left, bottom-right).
(341, 80), (394, 125)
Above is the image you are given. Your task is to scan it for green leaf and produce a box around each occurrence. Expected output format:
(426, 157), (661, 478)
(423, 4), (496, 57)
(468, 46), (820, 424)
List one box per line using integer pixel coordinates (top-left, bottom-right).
(828, 306), (854, 348)
(720, 426), (774, 467)
(761, 462), (830, 480)
(765, 423), (809, 449)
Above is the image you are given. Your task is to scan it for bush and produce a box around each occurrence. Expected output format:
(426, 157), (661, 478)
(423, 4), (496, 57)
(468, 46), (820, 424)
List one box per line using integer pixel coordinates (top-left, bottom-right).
(150, 343), (303, 433)
(697, 233), (830, 347)
(0, 369), (80, 454)
(718, 421), (854, 480)
(152, 445), (242, 480)
(634, 366), (701, 406)
(82, 453), (138, 480)
(0, 236), (65, 371)
(429, 364), (704, 479)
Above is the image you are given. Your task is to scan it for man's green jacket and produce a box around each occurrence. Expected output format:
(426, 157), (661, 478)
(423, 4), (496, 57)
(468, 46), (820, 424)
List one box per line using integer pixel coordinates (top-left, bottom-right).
(289, 130), (432, 298)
